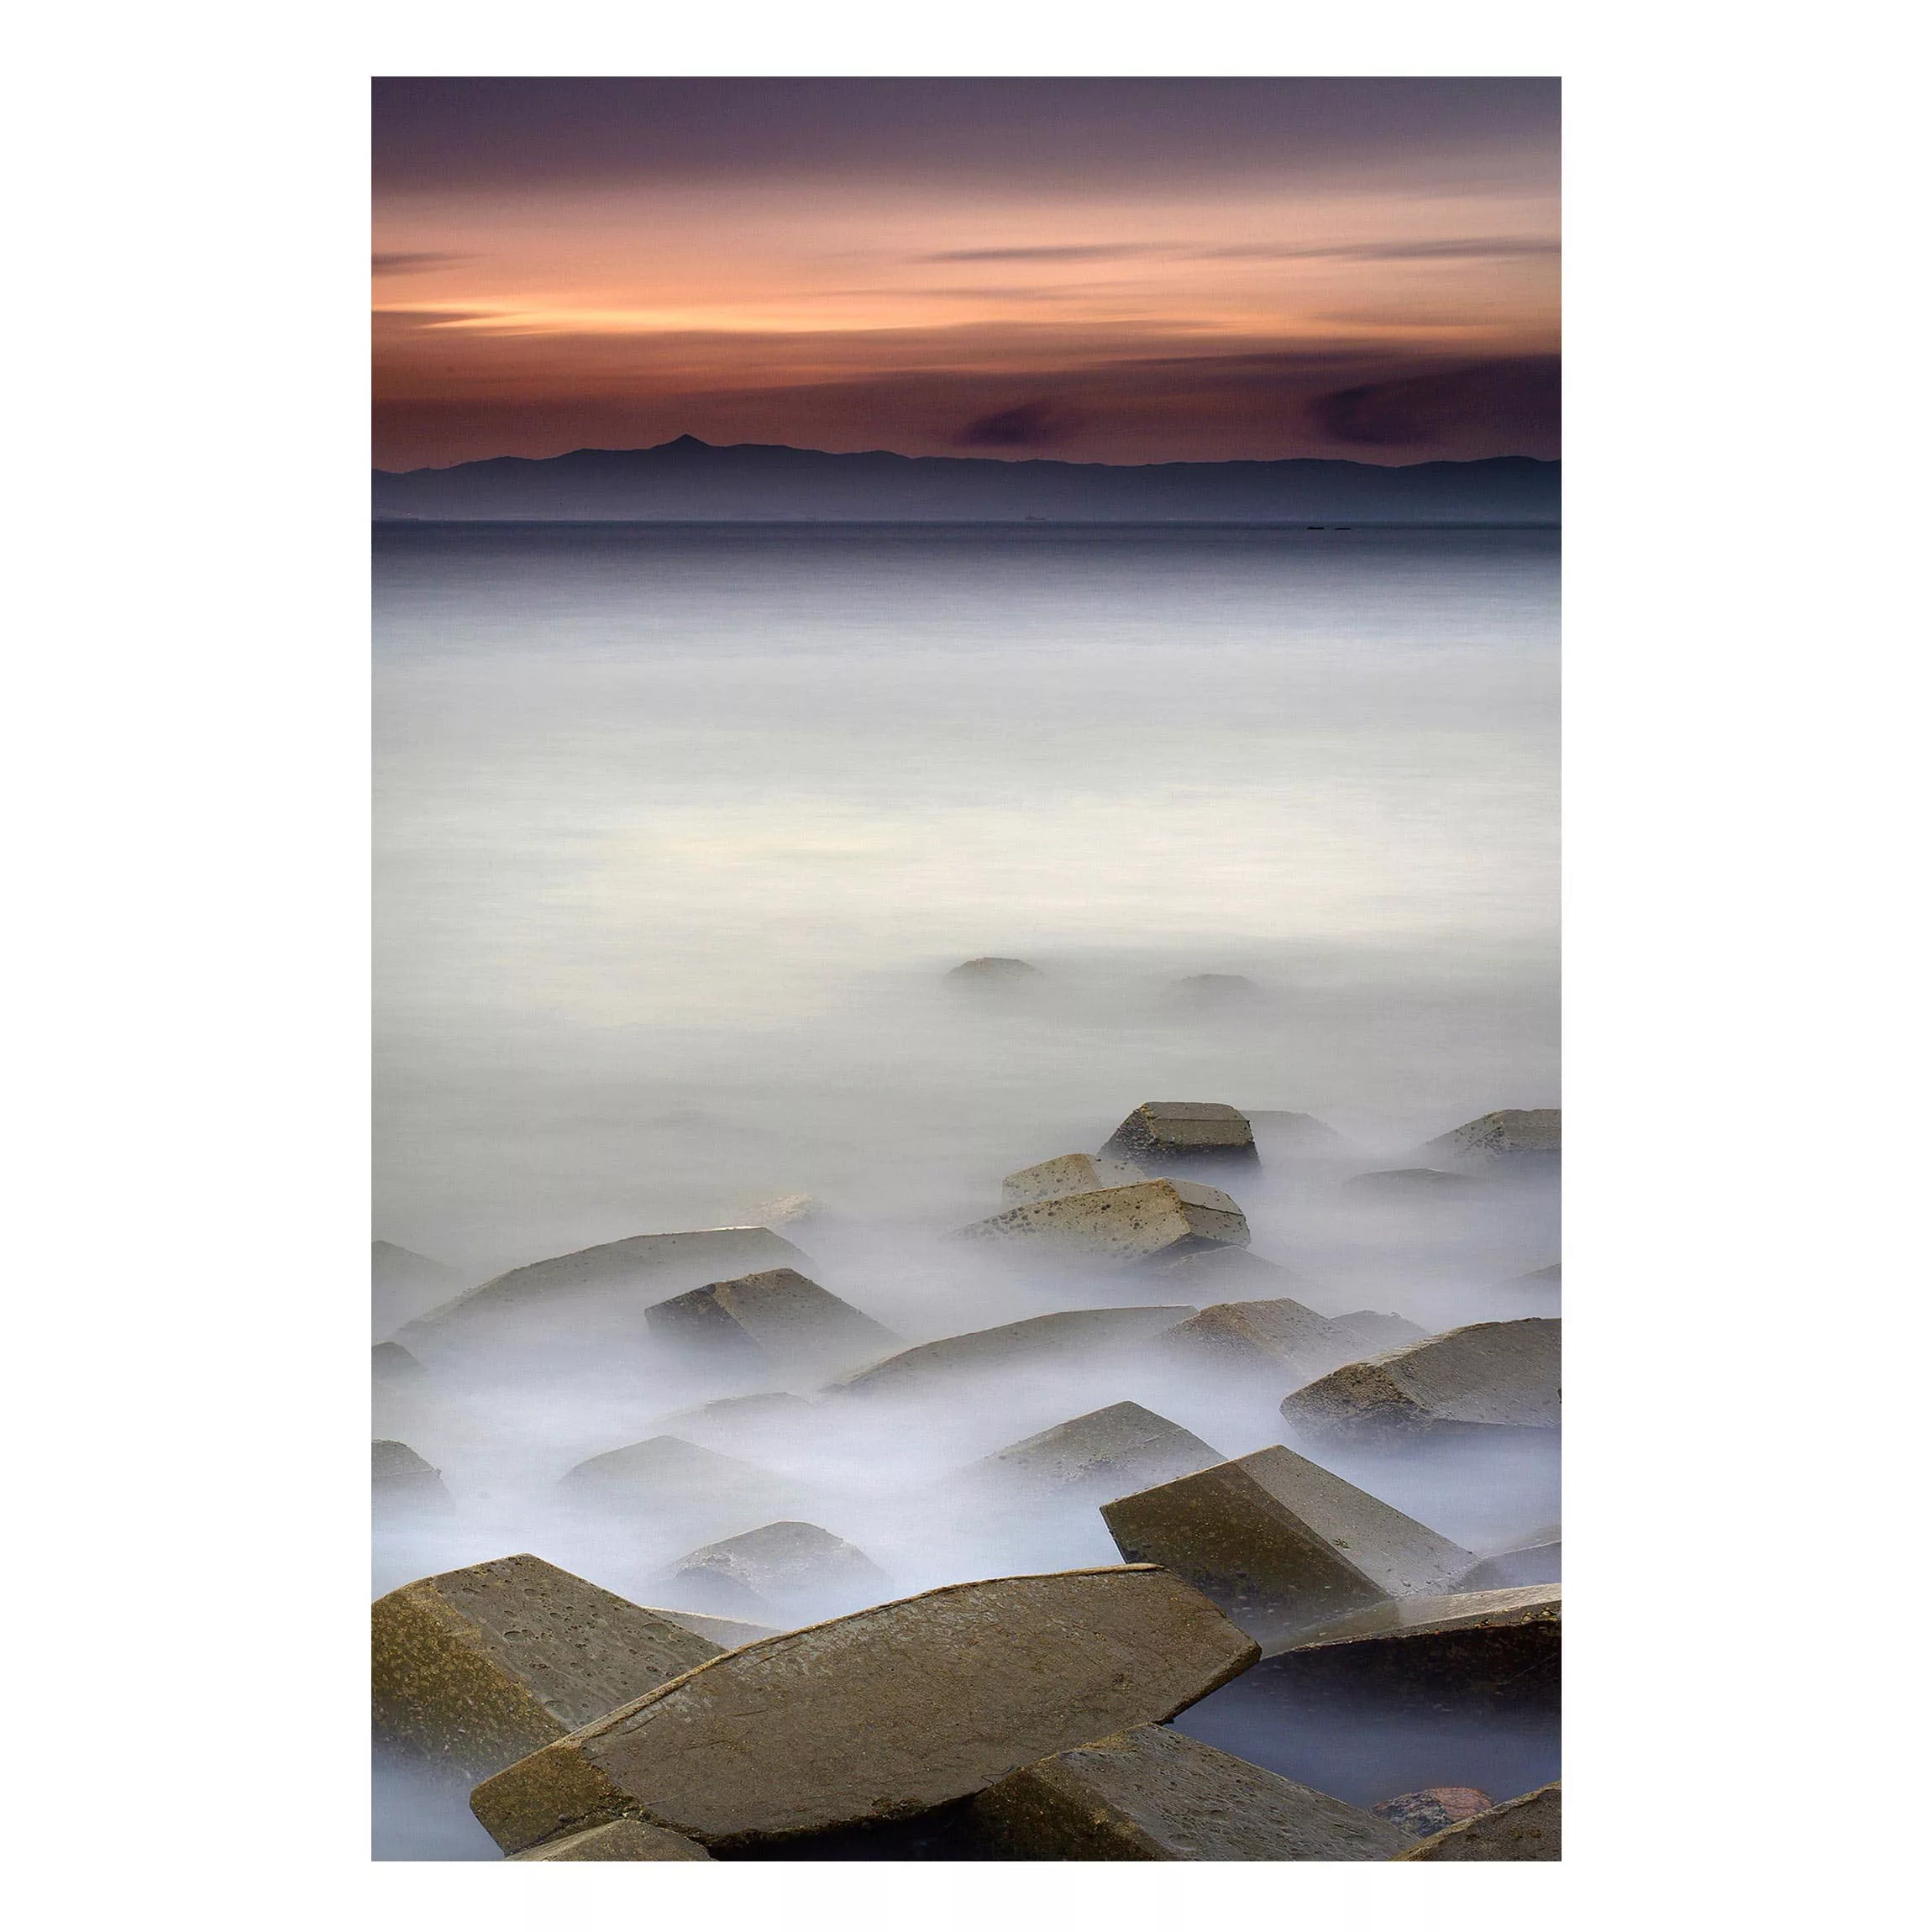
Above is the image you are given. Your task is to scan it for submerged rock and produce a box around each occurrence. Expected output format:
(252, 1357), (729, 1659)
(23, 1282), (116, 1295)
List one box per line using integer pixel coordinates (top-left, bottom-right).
(1394, 1781), (1561, 1860)
(1247, 1110), (1350, 1155)
(1342, 1167), (1488, 1197)
(1147, 1247), (1316, 1299)
(971, 1724), (1404, 1861)
(1167, 974), (1267, 1007)
(507, 1818), (714, 1861)
(373, 1240), (463, 1340)
(1457, 1529), (1562, 1591)
(556, 1435), (810, 1543)
(372, 1553), (722, 1783)
(1424, 1108), (1561, 1173)
(956, 1178), (1248, 1263)
(1156, 1296), (1367, 1384)
(1326, 1310), (1431, 1354)
(644, 1267), (900, 1375)
(1100, 1445), (1474, 1641)
(1280, 1317), (1561, 1446)
(372, 1341), (425, 1386)
(1373, 1786), (1497, 1840)
(470, 1565), (1258, 1856)
(656, 1520), (893, 1624)
(828, 1306), (1195, 1399)
(1000, 1152), (1143, 1205)
(1100, 1100), (1259, 1172)
(958, 1401), (1222, 1504)
(947, 956), (1044, 983)
(372, 1440), (450, 1507)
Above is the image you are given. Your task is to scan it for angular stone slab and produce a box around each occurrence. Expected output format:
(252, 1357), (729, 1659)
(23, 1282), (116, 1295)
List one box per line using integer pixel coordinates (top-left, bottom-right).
(1101, 1446), (1473, 1641)
(372, 1341), (425, 1385)
(1424, 1108), (1561, 1171)
(1457, 1530), (1562, 1591)
(373, 1440), (450, 1506)
(956, 1179), (1248, 1263)
(1395, 1782), (1561, 1861)
(970, 1724), (1404, 1861)
(556, 1435), (808, 1536)
(1373, 1786), (1497, 1840)
(470, 1566), (1259, 1855)
(1259, 1585), (1561, 1709)
(399, 1226), (808, 1348)
(507, 1818), (715, 1861)
(1327, 1310), (1431, 1354)
(1147, 1247), (1317, 1300)
(1156, 1297), (1364, 1383)
(1281, 1318), (1561, 1445)
(374, 1240), (462, 1340)
(658, 1520), (893, 1623)
(828, 1306), (1195, 1399)
(1100, 1100), (1259, 1170)
(642, 1606), (788, 1649)
(960, 1402), (1222, 1504)
(1247, 1110), (1350, 1155)
(1001, 1152), (1142, 1205)
(644, 1268), (900, 1373)
(372, 1554), (723, 1782)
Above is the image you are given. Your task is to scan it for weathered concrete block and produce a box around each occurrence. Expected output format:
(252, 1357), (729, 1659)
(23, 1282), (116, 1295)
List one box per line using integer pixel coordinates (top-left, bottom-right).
(1394, 1781), (1561, 1860)
(398, 1226), (808, 1350)
(657, 1520), (894, 1624)
(373, 1440), (450, 1507)
(470, 1566), (1258, 1855)
(960, 1402), (1222, 1504)
(1424, 1108), (1561, 1171)
(1281, 1318), (1561, 1445)
(1372, 1786), (1496, 1840)
(956, 1179), (1248, 1263)
(971, 1724), (1404, 1861)
(828, 1306), (1195, 1399)
(374, 1240), (462, 1340)
(1247, 1110), (1350, 1155)
(507, 1817), (715, 1860)
(372, 1554), (723, 1782)
(1001, 1152), (1142, 1205)
(641, 1606), (787, 1649)
(1258, 1585), (1561, 1709)
(557, 1435), (808, 1536)
(1100, 1445), (1474, 1641)
(1457, 1530), (1562, 1591)
(1156, 1297), (1365, 1383)
(1147, 1247), (1315, 1298)
(372, 1341), (425, 1386)
(1327, 1310), (1431, 1354)
(1100, 1100), (1259, 1171)
(645, 1268), (900, 1374)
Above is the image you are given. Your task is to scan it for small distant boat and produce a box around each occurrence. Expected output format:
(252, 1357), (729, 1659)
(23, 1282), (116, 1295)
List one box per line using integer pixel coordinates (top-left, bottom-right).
(1305, 524), (1326, 531)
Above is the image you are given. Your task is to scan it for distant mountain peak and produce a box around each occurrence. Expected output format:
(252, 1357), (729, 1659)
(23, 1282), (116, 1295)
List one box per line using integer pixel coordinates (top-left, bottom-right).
(659, 433), (711, 451)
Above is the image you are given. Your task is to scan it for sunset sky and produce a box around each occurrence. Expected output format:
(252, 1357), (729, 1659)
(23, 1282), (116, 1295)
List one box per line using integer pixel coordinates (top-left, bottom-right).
(373, 78), (1559, 472)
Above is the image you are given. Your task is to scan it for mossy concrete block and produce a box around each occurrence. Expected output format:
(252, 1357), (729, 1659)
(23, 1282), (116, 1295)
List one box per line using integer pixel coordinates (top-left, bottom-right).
(1100, 1101), (1259, 1171)
(399, 1226), (808, 1349)
(1260, 1585), (1561, 1709)
(956, 1179), (1248, 1263)
(960, 1402), (1222, 1504)
(373, 1440), (450, 1507)
(372, 1553), (723, 1783)
(971, 1724), (1404, 1861)
(470, 1566), (1259, 1855)
(828, 1306), (1195, 1399)
(645, 1268), (899, 1373)
(1101, 1446), (1473, 1641)
(1395, 1781), (1561, 1860)
(658, 1520), (894, 1624)
(1280, 1318), (1561, 1445)
(507, 1818), (715, 1860)
(1001, 1153), (1142, 1205)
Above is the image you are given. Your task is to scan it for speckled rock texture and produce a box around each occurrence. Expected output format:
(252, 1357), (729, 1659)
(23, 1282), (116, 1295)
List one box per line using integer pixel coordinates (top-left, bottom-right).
(1281, 1317), (1560, 1445)
(1001, 1153), (1143, 1205)
(1100, 1100), (1259, 1171)
(372, 1553), (724, 1783)
(971, 1724), (1404, 1861)
(958, 1402), (1222, 1504)
(644, 1267), (900, 1373)
(656, 1520), (894, 1623)
(1327, 1310), (1431, 1354)
(1394, 1781), (1561, 1860)
(955, 1179), (1248, 1263)
(470, 1566), (1259, 1855)
(1101, 1446), (1473, 1641)
(1371, 1785), (1495, 1838)
(507, 1818), (715, 1860)
(828, 1307), (1194, 1399)
(1156, 1296), (1367, 1383)
(1424, 1108), (1561, 1170)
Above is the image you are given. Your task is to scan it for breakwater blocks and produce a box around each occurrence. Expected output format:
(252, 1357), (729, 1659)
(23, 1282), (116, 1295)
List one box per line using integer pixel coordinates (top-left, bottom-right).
(955, 1179), (1248, 1263)
(1100, 1100), (1260, 1171)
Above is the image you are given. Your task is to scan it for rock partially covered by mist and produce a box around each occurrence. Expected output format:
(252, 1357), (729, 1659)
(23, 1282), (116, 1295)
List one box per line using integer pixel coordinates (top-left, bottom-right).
(1457, 1528), (1562, 1591)
(828, 1306), (1196, 1400)
(397, 1226), (809, 1353)
(1100, 1445), (1474, 1643)
(373, 1441), (451, 1508)
(640, 1606), (788, 1649)
(1327, 1310), (1431, 1354)
(507, 1819), (715, 1861)
(946, 956), (1044, 984)
(657, 1520), (894, 1624)
(645, 1268), (900, 1378)
(1156, 1295), (1369, 1387)
(956, 1179), (1248, 1264)
(1166, 974), (1268, 1010)
(373, 1240), (462, 1341)
(1281, 1317), (1561, 1446)
(969, 1723), (1404, 1861)
(372, 1342), (425, 1387)
(372, 1553), (723, 1783)
(1247, 1110), (1352, 1157)
(1000, 1152), (1142, 1205)
(1372, 1786), (1498, 1840)
(1423, 1107), (1561, 1174)
(1342, 1167), (1489, 1198)
(557, 1435), (810, 1541)
(958, 1402), (1222, 1505)
(469, 1566), (1258, 1856)
(1258, 1584), (1562, 1711)
(1394, 1782), (1561, 1861)
(653, 1391), (819, 1460)
(1147, 1246), (1315, 1299)
(1100, 1100), (1260, 1172)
